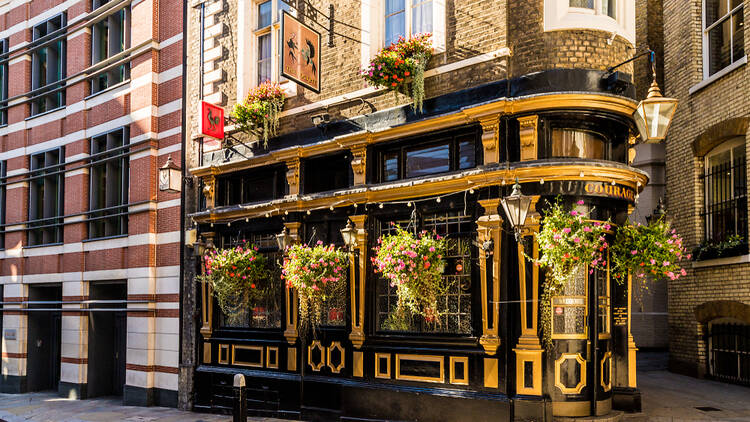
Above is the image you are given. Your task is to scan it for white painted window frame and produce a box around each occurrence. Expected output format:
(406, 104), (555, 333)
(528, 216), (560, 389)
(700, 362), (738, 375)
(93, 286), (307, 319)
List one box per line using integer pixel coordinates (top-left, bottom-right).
(237, 0), (296, 104)
(360, 0), (446, 71)
(701, 0), (745, 80)
(543, 0), (635, 45)
(703, 137), (746, 241)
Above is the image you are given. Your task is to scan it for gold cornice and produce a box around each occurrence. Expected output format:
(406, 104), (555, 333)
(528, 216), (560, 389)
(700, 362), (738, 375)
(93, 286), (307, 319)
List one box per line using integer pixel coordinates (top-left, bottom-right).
(189, 93), (639, 178)
(192, 164), (648, 223)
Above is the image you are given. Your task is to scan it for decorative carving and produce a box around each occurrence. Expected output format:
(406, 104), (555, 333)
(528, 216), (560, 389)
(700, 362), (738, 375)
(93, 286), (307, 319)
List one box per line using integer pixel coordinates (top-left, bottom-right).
(202, 175), (216, 208)
(518, 115), (538, 161)
(286, 158), (301, 196)
(350, 146), (367, 186)
(478, 116), (500, 165)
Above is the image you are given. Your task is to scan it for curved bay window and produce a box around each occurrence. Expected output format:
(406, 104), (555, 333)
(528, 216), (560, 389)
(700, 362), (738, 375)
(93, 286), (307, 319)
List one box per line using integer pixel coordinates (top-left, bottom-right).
(375, 206), (476, 334)
(217, 231), (283, 329)
(550, 128), (606, 160)
(538, 113), (629, 163)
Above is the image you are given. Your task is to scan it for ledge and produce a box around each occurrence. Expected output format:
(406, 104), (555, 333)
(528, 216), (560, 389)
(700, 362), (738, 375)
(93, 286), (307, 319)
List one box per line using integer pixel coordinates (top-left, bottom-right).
(692, 253), (750, 269)
(689, 56), (747, 95)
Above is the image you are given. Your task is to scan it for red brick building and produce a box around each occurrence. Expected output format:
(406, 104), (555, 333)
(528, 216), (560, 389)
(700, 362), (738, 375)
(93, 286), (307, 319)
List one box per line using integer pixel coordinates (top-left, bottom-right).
(0, 0), (183, 406)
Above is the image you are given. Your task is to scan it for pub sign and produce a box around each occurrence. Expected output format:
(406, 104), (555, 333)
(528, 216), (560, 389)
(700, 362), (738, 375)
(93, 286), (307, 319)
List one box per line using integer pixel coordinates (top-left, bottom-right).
(281, 11), (321, 93)
(200, 101), (225, 140)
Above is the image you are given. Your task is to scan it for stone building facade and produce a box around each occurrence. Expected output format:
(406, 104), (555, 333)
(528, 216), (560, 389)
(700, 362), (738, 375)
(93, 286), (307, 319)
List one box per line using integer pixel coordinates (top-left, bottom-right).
(663, 0), (749, 381)
(0, 0), (184, 407)
(181, 0), (661, 419)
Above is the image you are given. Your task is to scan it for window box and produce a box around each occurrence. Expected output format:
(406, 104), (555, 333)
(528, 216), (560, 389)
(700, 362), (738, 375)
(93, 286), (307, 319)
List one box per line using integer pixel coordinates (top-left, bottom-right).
(692, 239), (749, 262)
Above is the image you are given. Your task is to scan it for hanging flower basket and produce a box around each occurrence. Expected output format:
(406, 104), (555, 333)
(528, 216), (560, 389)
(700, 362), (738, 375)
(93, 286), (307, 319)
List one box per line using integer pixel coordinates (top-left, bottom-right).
(281, 241), (349, 334)
(533, 200), (610, 348)
(372, 225), (448, 328)
(232, 81), (286, 148)
(610, 216), (688, 285)
(198, 243), (269, 324)
(361, 34), (433, 112)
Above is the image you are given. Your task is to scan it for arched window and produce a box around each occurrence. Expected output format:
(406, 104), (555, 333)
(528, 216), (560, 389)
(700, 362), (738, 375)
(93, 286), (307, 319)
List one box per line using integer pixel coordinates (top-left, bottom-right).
(703, 138), (747, 243)
(708, 318), (750, 385)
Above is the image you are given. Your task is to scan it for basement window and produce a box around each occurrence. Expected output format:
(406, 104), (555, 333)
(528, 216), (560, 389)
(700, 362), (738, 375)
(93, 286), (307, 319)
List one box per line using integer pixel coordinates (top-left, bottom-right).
(302, 152), (353, 194)
(28, 148), (64, 246)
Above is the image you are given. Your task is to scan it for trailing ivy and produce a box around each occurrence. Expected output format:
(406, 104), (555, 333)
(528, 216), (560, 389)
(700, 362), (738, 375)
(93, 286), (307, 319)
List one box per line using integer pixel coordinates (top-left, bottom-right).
(232, 81), (285, 148)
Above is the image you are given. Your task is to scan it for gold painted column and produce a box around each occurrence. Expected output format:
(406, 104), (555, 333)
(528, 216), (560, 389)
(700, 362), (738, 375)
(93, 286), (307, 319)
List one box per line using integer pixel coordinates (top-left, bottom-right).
(627, 274), (638, 388)
(477, 199), (502, 355)
(199, 232), (216, 363)
(513, 217), (544, 396)
(283, 222), (302, 344)
(348, 215), (368, 349)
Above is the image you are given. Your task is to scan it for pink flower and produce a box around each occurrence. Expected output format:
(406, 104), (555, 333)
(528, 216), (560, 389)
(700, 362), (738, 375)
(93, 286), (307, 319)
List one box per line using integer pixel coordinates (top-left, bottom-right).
(577, 200), (585, 205)
(663, 261), (670, 266)
(631, 250), (638, 255)
(649, 259), (656, 265)
(570, 211), (578, 216)
(429, 246), (435, 252)
(583, 227), (592, 232)
(562, 228), (572, 234)
(574, 237), (581, 243)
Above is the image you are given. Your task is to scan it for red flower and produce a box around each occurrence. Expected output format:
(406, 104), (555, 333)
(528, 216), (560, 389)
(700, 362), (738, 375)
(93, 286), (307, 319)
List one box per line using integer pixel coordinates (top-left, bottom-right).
(251, 283), (256, 289)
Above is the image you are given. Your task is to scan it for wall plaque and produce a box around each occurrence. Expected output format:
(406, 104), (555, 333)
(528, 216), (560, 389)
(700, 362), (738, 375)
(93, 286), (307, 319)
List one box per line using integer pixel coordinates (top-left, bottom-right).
(4, 329), (16, 340)
(613, 307), (628, 326)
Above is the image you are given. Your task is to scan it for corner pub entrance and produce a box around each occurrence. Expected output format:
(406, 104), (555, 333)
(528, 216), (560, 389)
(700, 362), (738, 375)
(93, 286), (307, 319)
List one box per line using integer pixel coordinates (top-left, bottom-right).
(188, 70), (649, 421)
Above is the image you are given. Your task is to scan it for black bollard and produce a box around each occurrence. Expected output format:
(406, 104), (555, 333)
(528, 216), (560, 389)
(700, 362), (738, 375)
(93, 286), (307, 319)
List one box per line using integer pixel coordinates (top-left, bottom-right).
(233, 373), (247, 422)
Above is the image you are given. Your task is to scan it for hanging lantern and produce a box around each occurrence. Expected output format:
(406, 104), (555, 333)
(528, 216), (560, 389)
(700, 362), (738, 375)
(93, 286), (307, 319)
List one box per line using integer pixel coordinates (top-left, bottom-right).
(339, 220), (357, 251)
(158, 155), (182, 193)
(276, 227), (292, 251)
(500, 178), (532, 241)
(633, 79), (678, 143)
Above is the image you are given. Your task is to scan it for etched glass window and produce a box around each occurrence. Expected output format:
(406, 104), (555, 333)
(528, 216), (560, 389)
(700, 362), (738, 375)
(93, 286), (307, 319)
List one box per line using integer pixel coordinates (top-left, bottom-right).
(552, 266), (587, 337)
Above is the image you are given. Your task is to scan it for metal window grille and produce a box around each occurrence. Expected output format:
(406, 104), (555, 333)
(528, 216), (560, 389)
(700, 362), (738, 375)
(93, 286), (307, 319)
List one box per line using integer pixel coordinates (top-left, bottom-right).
(0, 161), (5, 249)
(28, 148), (64, 246)
(709, 322), (750, 386)
(91, 0), (130, 94)
(702, 148), (748, 243)
(376, 210), (474, 334)
(89, 127), (129, 239)
(0, 39), (7, 126)
(31, 14), (66, 115)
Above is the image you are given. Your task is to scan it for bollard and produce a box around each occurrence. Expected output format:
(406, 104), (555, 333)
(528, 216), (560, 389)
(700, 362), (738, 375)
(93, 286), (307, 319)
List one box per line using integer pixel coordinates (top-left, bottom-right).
(233, 373), (247, 422)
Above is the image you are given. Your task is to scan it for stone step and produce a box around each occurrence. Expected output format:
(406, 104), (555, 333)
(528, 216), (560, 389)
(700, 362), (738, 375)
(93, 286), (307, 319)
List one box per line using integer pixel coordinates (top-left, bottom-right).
(555, 410), (624, 422)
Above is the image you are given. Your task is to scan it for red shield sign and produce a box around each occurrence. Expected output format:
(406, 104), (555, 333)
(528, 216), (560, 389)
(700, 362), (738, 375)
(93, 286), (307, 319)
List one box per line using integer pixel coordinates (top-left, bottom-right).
(281, 11), (321, 93)
(200, 101), (224, 140)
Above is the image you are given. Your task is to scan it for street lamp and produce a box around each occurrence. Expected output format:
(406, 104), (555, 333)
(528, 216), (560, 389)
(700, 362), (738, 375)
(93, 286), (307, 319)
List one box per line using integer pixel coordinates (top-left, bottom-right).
(159, 155), (182, 193)
(276, 226), (292, 250)
(339, 220), (357, 251)
(500, 178), (532, 241)
(633, 78), (678, 143)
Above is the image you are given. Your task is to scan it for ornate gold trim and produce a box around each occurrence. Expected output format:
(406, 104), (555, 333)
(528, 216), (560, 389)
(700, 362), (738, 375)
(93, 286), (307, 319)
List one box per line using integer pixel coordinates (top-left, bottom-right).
(232, 345), (264, 368)
(449, 356), (469, 385)
(192, 165), (648, 223)
(191, 93), (639, 178)
(283, 222), (302, 345)
(202, 175), (216, 209)
(199, 232), (216, 339)
(285, 158), (301, 196)
(353, 351), (364, 377)
(287, 347), (297, 371)
(218, 344), (229, 364)
(477, 199), (502, 355)
(348, 215), (368, 349)
(308, 340), (325, 372)
(395, 354), (445, 383)
(478, 115), (500, 165)
(483, 358), (499, 389)
(203, 343), (211, 364)
(326, 341), (345, 374)
(600, 351), (612, 392)
(514, 348), (543, 396)
(518, 115), (538, 161)
(375, 353), (391, 379)
(627, 273), (638, 388)
(351, 145), (367, 186)
(266, 346), (279, 369)
(555, 353), (587, 394)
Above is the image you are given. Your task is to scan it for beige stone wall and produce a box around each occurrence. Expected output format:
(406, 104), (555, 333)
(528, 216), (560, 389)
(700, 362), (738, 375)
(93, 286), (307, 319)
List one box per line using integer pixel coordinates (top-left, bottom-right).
(662, 0), (750, 376)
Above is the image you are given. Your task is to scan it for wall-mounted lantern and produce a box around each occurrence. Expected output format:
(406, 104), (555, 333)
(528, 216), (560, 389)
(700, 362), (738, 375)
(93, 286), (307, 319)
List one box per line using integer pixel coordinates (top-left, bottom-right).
(500, 178), (532, 241)
(340, 220), (357, 251)
(159, 156), (182, 193)
(633, 79), (678, 143)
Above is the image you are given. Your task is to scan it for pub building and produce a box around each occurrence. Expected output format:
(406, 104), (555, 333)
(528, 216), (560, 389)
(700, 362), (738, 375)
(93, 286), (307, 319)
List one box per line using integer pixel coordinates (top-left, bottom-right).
(181, 1), (673, 420)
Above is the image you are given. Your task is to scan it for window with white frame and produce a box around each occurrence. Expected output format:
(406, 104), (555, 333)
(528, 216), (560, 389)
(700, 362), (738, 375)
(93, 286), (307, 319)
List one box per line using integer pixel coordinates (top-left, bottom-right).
(703, 0), (744, 78)
(361, 0), (445, 70)
(91, 0), (131, 94)
(237, 0), (294, 102)
(544, 0), (634, 44)
(702, 138), (747, 243)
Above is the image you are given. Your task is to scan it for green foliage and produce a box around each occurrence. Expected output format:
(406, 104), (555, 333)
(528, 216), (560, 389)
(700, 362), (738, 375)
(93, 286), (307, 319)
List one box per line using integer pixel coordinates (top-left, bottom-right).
(372, 225), (448, 325)
(232, 81), (285, 148)
(692, 234), (747, 261)
(197, 243), (269, 322)
(281, 241), (349, 334)
(361, 34), (432, 112)
(610, 217), (688, 284)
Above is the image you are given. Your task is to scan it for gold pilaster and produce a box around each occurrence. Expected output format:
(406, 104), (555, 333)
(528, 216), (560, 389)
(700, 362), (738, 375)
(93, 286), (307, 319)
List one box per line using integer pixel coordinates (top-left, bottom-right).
(627, 273), (638, 388)
(477, 199), (502, 355)
(283, 222), (302, 344)
(199, 232), (216, 339)
(350, 145), (367, 186)
(478, 115), (500, 165)
(518, 115), (538, 161)
(348, 215), (368, 349)
(285, 158), (301, 196)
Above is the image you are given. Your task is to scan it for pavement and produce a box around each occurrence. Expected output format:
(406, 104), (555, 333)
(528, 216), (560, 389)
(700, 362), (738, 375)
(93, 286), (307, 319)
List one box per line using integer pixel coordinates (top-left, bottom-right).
(625, 351), (750, 422)
(0, 353), (748, 421)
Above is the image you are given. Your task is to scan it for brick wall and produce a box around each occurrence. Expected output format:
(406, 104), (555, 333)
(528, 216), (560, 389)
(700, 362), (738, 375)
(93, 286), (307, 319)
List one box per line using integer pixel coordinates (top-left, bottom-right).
(662, 0), (750, 376)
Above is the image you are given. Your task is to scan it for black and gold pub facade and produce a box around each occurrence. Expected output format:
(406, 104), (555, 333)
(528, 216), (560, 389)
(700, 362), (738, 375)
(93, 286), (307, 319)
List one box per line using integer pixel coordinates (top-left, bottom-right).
(182, 1), (658, 420)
